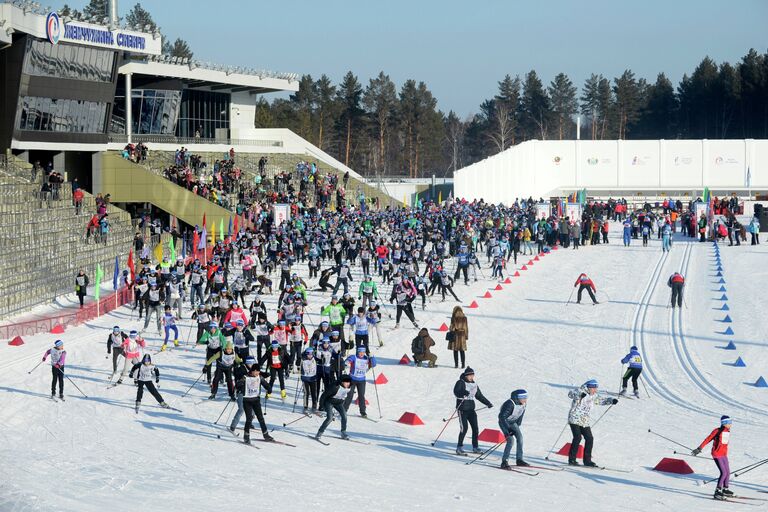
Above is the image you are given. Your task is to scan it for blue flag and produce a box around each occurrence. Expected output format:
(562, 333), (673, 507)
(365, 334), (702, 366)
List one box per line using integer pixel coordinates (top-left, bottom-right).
(112, 255), (119, 290)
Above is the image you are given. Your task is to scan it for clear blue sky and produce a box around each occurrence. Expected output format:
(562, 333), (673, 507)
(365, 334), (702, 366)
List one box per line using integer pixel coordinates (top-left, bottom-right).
(53, 0), (767, 117)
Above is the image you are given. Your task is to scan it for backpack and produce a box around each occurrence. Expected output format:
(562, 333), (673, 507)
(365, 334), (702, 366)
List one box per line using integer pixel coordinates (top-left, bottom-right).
(411, 336), (424, 355)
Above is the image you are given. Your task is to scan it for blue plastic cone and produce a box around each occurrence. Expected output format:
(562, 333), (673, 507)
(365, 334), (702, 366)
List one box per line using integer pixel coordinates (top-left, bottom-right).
(716, 266), (723, 272)
(717, 294), (728, 301)
(755, 376), (768, 388)
(724, 341), (737, 350)
(719, 304), (730, 311)
(716, 271), (723, 277)
(721, 315), (732, 323)
(718, 286), (726, 292)
(720, 327), (734, 335)
(718, 278), (726, 284)
(734, 357), (746, 367)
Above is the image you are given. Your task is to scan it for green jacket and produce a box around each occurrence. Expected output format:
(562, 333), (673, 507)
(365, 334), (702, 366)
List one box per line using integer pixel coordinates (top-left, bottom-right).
(358, 280), (378, 297)
(197, 329), (227, 346)
(321, 303), (347, 325)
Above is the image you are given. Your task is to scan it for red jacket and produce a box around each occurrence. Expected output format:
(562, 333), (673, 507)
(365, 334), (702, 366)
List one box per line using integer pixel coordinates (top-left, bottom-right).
(699, 426), (730, 457)
(574, 274), (595, 292)
(376, 245), (389, 259)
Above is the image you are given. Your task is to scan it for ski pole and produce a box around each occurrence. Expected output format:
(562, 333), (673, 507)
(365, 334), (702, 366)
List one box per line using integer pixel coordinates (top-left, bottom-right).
(432, 398), (466, 446)
(565, 287), (576, 307)
(545, 421), (570, 460)
(592, 404), (614, 428)
(272, 412), (311, 432)
(370, 365), (383, 419)
(648, 429), (695, 451)
(639, 375), (651, 399)
(181, 372), (206, 397)
(184, 323), (195, 346)
(466, 440), (505, 466)
(27, 360), (44, 374)
(213, 399), (233, 425)
(58, 367), (88, 398)
(292, 379), (304, 413)
(734, 458), (768, 478)
(673, 450), (713, 460)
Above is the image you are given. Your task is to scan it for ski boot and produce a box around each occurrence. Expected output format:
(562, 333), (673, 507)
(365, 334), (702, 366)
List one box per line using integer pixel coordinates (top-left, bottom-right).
(280, 389), (287, 399)
(568, 459), (580, 466)
(472, 446), (483, 454)
(208, 394), (216, 400)
(714, 488), (725, 500)
(618, 388), (627, 397)
(159, 402), (170, 409)
(263, 432), (274, 442)
(500, 460), (511, 469)
(393, 323), (400, 329)
(340, 431), (349, 440)
(722, 489), (734, 497)
(243, 434), (251, 445)
(173, 339), (180, 347)
(633, 390), (640, 398)
(583, 461), (598, 468)
(456, 446), (466, 455)
(59, 394), (65, 401)
(516, 460), (531, 467)
(160, 344), (167, 352)
(229, 425), (236, 433)
(135, 401), (141, 413)
(412, 321), (419, 329)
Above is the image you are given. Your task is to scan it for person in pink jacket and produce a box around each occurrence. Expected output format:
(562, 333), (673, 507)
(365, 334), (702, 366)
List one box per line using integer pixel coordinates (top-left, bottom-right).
(111, 330), (146, 385)
(42, 340), (67, 399)
(223, 301), (249, 327)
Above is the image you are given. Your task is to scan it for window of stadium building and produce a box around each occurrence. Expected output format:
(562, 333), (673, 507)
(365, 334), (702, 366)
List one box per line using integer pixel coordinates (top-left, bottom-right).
(16, 96), (108, 133)
(22, 39), (115, 83)
(177, 90), (230, 139)
(121, 89), (182, 135)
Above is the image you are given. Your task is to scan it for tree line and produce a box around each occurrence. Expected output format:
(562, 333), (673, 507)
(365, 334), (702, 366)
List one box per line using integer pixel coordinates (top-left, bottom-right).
(255, 49), (768, 178)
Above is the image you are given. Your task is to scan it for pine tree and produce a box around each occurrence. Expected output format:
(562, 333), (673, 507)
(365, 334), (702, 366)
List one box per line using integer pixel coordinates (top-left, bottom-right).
(290, 75), (317, 141)
(520, 71), (550, 140)
(315, 75), (337, 151)
(337, 72), (364, 167)
(164, 38), (194, 60)
(83, 0), (108, 21)
(125, 3), (157, 31)
(613, 70), (644, 139)
(363, 72), (397, 174)
(548, 73), (578, 140)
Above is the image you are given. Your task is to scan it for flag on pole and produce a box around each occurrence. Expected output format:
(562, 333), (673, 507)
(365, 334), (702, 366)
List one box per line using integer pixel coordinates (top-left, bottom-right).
(153, 242), (163, 264)
(141, 245), (150, 260)
(211, 223), (216, 247)
(192, 230), (200, 259)
(94, 263), (104, 300)
(202, 213), (207, 229)
(234, 215), (239, 235)
(747, 167), (751, 188)
(219, 218), (224, 242)
(438, 191), (442, 203)
(228, 217), (233, 238)
(182, 234), (187, 259)
(169, 236), (176, 262)
(112, 255), (119, 290)
(127, 249), (135, 284)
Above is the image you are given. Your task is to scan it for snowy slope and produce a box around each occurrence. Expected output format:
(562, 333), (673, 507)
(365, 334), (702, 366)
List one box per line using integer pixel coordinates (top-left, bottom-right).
(1, 233), (767, 512)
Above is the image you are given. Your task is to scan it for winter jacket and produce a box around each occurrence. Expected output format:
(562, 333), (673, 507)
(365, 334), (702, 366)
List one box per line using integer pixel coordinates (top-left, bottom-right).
(498, 399), (526, 434)
(698, 426), (731, 457)
(453, 376), (492, 411)
(449, 313), (469, 352)
(107, 332), (128, 353)
(568, 385), (613, 427)
(621, 348), (643, 369)
(319, 383), (350, 408)
(574, 274), (595, 292)
(122, 336), (146, 359)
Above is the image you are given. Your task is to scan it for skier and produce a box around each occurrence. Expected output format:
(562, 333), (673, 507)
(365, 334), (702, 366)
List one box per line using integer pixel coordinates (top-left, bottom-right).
(197, 321), (226, 384)
(205, 342), (239, 400)
(667, 272), (685, 308)
(315, 374), (353, 440)
(142, 281), (165, 333)
(230, 356), (265, 433)
(573, 273), (598, 305)
(366, 300), (384, 348)
(453, 367), (493, 455)
(498, 389), (529, 468)
(358, 274), (379, 309)
(347, 307), (375, 354)
(128, 354), (170, 412)
(112, 330), (146, 384)
(343, 345), (376, 418)
(106, 326), (128, 373)
(622, 219), (632, 247)
(619, 346), (643, 398)
(300, 347), (319, 414)
(42, 340), (66, 399)
(566, 380), (618, 466)
(390, 278), (419, 329)
(239, 363), (274, 444)
(692, 415), (733, 500)
(160, 305), (179, 351)
(260, 340), (287, 400)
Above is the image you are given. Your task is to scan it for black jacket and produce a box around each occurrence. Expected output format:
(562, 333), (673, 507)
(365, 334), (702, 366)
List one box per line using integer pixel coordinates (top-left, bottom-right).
(453, 376), (492, 411)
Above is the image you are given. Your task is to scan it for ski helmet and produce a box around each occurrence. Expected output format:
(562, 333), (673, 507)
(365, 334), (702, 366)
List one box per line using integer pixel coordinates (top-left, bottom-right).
(54, 340), (63, 348)
(585, 379), (599, 389)
(721, 415), (732, 426)
(142, 354), (152, 364)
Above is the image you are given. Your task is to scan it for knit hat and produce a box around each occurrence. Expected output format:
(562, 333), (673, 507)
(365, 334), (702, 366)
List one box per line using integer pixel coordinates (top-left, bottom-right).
(271, 340), (279, 347)
(129, 330), (138, 337)
(142, 354), (152, 364)
(462, 367), (475, 377)
(585, 379), (599, 389)
(340, 374), (352, 384)
(720, 415), (732, 426)
(630, 346), (638, 351)
(54, 340), (63, 348)
(512, 389), (528, 401)
(244, 356), (256, 366)
(236, 319), (245, 326)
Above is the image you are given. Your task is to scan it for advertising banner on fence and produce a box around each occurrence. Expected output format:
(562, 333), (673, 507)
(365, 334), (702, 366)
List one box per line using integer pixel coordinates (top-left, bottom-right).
(273, 204), (290, 227)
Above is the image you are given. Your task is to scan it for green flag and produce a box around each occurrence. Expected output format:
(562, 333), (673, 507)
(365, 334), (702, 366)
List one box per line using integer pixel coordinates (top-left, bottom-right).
(169, 236), (176, 262)
(219, 218), (224, 242)
(94, 263), (104, 300)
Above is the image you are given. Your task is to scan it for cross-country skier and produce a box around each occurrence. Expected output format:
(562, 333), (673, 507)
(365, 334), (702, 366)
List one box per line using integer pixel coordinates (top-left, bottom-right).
(129, 354), (170, 412)
(343, 345), (376, 418)
(197, 321), (226, 384)
(692, 415), (733, 500)
(106, 326), (128, 373)
(566, 380), (617, 466)
(358, 274), (379, 309)
(42, 340), (66, 400)
(230, 356), (265, 433)
(205, 343), (239, 400)
(498, 389), (529, 468)
(239, 363), (274, 444)
(160, 305), (179, 351)
(453, 367), (493, 455)
(667, 272), (685, 308)
(620, 346), (643, 398)
(315, 374), (353, 440)
(300, 347), (319, 413)
(260, 340), (287, 399)
(573, 273), (598, 305)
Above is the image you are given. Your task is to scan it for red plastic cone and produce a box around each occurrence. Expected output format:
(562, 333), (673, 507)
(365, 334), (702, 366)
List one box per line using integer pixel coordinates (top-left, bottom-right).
(438, 323), (449, 332)
(482, 291), (492, 298)
(374, 373), (388, 384)
(653, 458), (693, 475)
(468, 301), (479, 309)
(399, 354), (411, 365)
(478, 428), (506, 443)
(494, 284), (503, 291)
(504, 277), (512, 283)
(527, 260), (534, 265)
(397, 412), (424, 425)
(539, 252), (546, 257)
(8, 336), (24, 346)
(354, 397), (370, 406)
(50, 324), (65, 334)
(556, 442), (584, 458)
(521, 265), (528, 271)
(534, 256), (540, 261)
(513, 271), (520, 277)
(553, 246), (559, 250)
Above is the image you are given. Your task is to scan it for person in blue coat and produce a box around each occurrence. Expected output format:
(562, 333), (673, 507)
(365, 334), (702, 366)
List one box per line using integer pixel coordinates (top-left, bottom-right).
(342, 345), (376, 418)
(498, 389), (529, 469)
(622, 219), (632, 247)
(620, 346), (643, 398)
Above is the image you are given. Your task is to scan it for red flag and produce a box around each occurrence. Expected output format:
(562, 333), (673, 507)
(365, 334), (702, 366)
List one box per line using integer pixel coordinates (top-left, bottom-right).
(234, 215), (239, 235)
(127, 249), (135, 283)
(202, 213), (207, 229)
(192, 231), (200, 259)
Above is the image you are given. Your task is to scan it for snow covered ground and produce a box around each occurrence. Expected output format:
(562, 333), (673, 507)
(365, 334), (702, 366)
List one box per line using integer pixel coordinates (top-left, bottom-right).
(1, 232), (767, 512)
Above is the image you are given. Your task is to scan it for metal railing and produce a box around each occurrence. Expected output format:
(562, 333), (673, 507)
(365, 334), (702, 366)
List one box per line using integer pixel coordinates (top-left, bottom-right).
(108, 134), (284, 147)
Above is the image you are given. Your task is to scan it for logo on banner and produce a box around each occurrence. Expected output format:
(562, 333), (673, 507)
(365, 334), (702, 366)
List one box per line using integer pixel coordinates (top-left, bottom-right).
(553, 156), (561, 165)
(715, 156), (724, 165)
(587, 157), (598, 165)
(674, 156), (693, 166)
(714, 156), (739, 166)
(46, 12), (61, 44)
